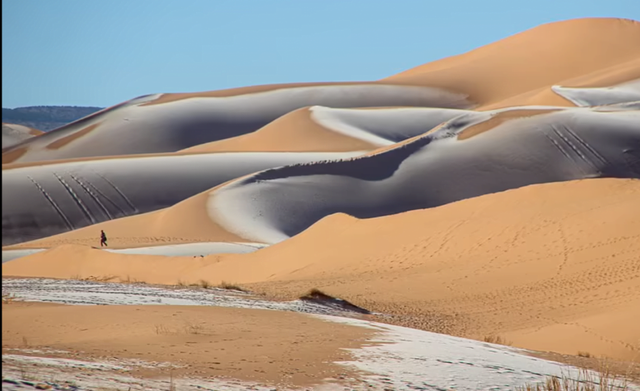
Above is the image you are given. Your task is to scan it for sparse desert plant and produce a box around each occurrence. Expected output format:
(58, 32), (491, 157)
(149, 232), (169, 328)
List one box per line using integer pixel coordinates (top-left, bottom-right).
(198, 279), (211, 289)
(176, 280), (187, 287)
(578, 351), (593, 358)
(120, 275), (145, 284)
(517, 368), (629, 391)
(483, 334), (512, 346)
(217, 281), (246, 292)
(82, 275), (118, 282)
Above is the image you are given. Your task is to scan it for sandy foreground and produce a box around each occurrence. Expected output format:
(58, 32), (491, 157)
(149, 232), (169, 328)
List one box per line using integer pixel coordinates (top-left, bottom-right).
(2, 301), (373, 389)
(4, 292), (638, 391)
(5, 178), (640, 363)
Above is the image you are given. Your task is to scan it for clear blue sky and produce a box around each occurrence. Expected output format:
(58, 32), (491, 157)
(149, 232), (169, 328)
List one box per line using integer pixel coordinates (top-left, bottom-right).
(2, 0), (638, 108)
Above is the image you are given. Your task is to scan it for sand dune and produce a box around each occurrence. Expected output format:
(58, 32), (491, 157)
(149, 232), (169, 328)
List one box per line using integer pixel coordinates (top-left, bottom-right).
(553, 78), (640, 107)
(4, 178), (639, 361)
(9, 105), (638, 249)
(5, 18), (639, 165)
(3, 179), (640, 360)
(2, 123), (43, 149)
(2, 151), (362, 246)
(2, 84), (471, 164)
(386, 18), (640, 108)
(182, 106), (472, 153)
(4, 17), (640, 371)
(207, 106), (640, 244)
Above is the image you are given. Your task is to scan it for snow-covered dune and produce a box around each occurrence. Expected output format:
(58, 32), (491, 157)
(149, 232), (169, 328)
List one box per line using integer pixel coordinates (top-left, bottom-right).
(2, 123), (42, 149)
(553, 78), (640, 106)
(182, 106), (473, 153)
(2, 151), (362, 246)
(2, 84), (471, 164)
(206, 106), (640, 244)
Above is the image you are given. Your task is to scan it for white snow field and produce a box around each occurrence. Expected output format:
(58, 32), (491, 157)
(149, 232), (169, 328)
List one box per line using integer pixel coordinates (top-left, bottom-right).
(2, 278), (637, 391)
(205, 106), (640, 244)
(0, 278), (369, 315)
(2, 84), (472, 164)
(1, 242), (266, 263)
(2, 151), (363, 246)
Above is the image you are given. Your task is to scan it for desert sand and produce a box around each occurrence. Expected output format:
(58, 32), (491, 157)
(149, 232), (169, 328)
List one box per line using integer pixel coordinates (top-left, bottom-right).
(5, 178), (640, 362)
(1, 301), (374, 388)
(3, 17), (640, 388)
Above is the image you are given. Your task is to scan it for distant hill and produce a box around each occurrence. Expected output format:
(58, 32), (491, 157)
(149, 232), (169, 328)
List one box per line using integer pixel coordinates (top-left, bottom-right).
(2, 106), (104, 132)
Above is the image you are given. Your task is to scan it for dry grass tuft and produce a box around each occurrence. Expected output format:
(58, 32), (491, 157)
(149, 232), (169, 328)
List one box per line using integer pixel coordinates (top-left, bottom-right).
(119, 275), (145, 284)
(517, 368), (630, 391)
(578, 351), (594, 358)
(483, 334), (512, 346)
(217, 281), (246, 292)
(79, 275), (118, 282)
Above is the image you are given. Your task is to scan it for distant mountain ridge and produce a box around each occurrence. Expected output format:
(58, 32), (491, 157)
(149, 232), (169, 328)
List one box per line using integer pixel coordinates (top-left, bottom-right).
(2, 105), (103, 131)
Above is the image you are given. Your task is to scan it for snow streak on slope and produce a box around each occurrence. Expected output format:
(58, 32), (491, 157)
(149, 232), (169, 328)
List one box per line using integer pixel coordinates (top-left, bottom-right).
(307, 106), (472, 146)
(1, 242), (267, 263)
(553, 78), (640, 106)
(206, 106), (640, 244)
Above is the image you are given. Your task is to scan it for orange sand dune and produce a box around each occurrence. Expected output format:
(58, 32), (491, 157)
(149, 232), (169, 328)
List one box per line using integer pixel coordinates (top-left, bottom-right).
(5, 178), (640, 361)
(386, 18), (640, 108)
(181, 107), (375, 153)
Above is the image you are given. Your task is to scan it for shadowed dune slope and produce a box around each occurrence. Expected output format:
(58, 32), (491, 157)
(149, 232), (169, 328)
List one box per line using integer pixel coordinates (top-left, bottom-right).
(2, 84), (471, 164)
(10, 105), (638, 250)
(386, 18), (640, 108)
(181, 106), (473, 153)
(2, 123), (43, 149)
(1, 151), (362, 246)
(205, 106), (640, 244)
(4, 179), (639, 361)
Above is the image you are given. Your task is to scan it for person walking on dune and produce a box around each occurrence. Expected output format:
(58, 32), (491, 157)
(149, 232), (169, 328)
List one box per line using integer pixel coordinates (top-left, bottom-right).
(100, 230), (108, 247)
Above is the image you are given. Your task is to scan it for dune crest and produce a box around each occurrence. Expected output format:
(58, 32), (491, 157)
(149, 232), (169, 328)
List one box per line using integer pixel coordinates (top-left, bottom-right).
(386, 18), (640, 107)
(2, 123), (43, 149)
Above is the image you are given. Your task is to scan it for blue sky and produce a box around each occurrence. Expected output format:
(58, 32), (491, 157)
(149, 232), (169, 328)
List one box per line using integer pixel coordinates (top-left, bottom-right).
(2, 0), (638, 108)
